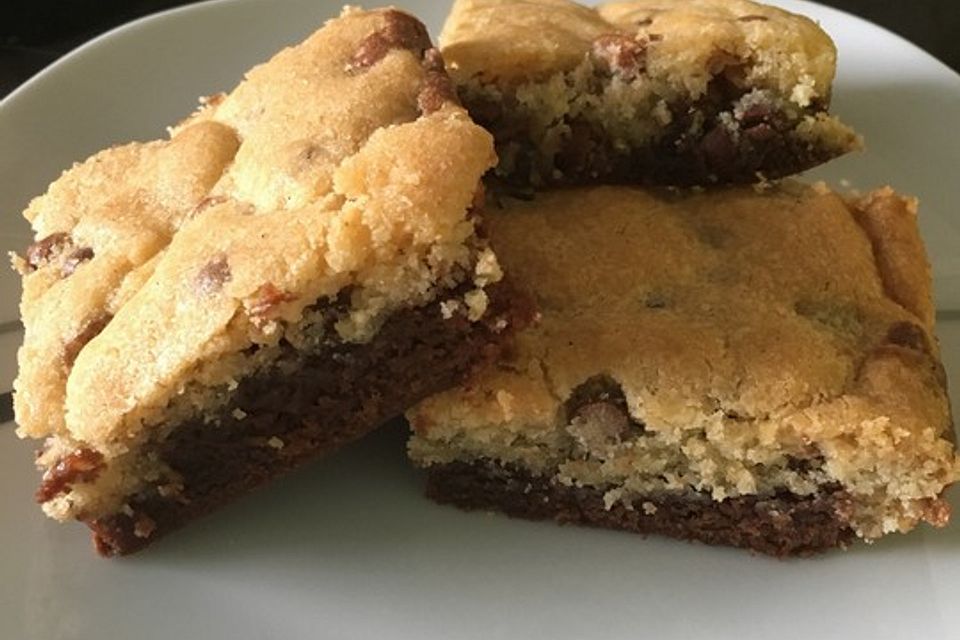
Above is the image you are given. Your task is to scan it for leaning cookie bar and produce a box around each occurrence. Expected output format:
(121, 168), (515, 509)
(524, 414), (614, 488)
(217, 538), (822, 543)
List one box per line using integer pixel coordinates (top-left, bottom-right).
(13, 7), (524, 555)
(407, 184), (958, 556)
(441, 0), (861, 187)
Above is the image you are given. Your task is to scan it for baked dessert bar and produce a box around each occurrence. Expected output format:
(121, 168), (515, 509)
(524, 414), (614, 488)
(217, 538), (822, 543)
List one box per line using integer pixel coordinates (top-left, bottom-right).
(441, 0), (861, 187)
(13, 7), (524, 555)
(408, 183), (958, 556)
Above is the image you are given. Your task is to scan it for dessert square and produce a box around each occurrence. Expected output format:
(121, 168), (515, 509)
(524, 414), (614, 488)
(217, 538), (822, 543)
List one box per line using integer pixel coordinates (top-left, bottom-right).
(408, 183), (958, 556)
(441, 0), (861, 187)
(14, 7), (524, 555)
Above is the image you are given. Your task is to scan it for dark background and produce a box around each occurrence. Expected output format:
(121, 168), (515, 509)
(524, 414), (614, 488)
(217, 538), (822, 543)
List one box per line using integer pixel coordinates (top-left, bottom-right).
(1, 0), (958, 98)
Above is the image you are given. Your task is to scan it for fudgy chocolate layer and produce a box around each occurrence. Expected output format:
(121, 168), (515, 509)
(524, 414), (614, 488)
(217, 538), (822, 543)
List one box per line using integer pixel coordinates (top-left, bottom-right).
(87, 283), (524, 556)
(426, 459), (857, 557)
(468, 80), (848, 187)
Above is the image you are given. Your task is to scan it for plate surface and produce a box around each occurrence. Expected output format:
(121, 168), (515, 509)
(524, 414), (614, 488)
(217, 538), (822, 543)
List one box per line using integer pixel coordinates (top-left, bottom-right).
(1, 1), (959, 638)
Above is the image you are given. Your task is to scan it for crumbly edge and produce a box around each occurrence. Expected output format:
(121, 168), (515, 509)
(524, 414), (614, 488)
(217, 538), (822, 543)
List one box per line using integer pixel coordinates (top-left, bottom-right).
(460, 55), (860, 186)
(409, 396), (954, 543)
(81, 279), (525, 555)
(409, 314), (955, 542)
(38, 244), (504, 522)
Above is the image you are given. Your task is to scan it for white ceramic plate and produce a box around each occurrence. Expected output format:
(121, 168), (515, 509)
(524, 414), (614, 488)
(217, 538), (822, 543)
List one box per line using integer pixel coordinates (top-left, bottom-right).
(2, 1), (959, 638)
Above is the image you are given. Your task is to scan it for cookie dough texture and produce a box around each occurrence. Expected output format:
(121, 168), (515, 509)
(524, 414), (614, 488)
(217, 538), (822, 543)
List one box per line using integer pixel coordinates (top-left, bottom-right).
(441, 0), (860, 186)
(408, 184), (957, 551)
(14, 7), (500, 524)
(445, 0), (834, 98)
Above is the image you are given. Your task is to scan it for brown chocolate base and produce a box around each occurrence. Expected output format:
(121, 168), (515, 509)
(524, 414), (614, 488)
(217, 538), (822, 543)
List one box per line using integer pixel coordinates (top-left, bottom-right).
(86, 283), (526, 556)
(425, 459), (857, 557)
(467, 83), (854, 188)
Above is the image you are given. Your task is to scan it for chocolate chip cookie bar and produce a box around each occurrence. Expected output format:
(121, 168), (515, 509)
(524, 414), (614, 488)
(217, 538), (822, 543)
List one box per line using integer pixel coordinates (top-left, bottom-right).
(14, 7), (525, 555)
(441, 0), (861, 187)
(407, 184), (957, 556)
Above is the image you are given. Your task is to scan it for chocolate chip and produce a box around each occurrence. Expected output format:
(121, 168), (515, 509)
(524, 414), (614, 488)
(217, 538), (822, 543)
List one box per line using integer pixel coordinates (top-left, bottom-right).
(35, 448), (105, 503)
(643, 292), (670, 309)
(351, 36), (390, 70)
(576, 402), (630, 430)
(349, 9), (431, 70)
(634, 18), (653, 27)
(886, 322), (932, 355)
(249, 283), (297, 324)
(739, 103), (772, 127)
(61, 246), (94, 277)
(202, 92), (226, 107)
(744, 122), (777, 143)
(422, 47), (445, 73)
(63, 313), (112, 367)
(738, 15), (769, 22)
(25, 232), (71, 272)
(418, 50), (459, 115)
(196, 255), (231, 295)
(568, 401), (632, 451)
(565, 376), (636, 426)
(463, 92), (502, 129)
(418, 75), (458, 114)
(700, 125), (736, 168)
(787, 455), (824, 474)
(555, 119), (605, 177)
(591, 34), (647, 81)
(564, 376), (645, 455)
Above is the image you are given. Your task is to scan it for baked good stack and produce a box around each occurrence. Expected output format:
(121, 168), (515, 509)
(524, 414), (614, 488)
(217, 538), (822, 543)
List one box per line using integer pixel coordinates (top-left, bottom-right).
(405, 0), (957, 556)
(11, 0), (957, 557)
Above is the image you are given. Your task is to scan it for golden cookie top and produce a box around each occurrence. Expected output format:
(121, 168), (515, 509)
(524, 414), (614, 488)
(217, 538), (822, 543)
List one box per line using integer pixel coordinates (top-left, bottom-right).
(441, 0), (837, 106)
(409, 184), (954, 493)
(14, 7), (497, 454)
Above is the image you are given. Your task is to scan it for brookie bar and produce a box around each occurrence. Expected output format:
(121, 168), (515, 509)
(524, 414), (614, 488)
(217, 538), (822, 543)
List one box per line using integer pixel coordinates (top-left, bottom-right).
(441, 0), (861, 187)
(408, 183), (958, 556)
(13, 7), (525, 555)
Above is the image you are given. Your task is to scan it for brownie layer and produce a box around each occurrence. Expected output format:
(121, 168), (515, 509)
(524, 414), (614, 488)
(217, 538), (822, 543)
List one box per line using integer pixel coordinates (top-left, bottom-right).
(86, 283), (523, 556)
(426, 459), (857, 557)
(467, 78), (851, 187)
